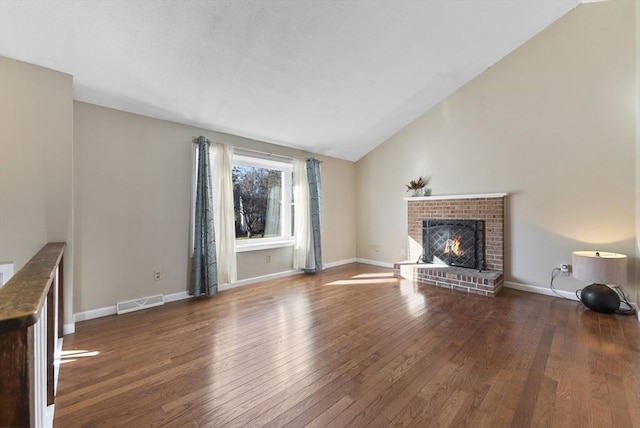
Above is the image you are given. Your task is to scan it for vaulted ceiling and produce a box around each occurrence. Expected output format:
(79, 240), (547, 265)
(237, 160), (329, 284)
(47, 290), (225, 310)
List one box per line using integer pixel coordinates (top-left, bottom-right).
(0, 1), (581, 161)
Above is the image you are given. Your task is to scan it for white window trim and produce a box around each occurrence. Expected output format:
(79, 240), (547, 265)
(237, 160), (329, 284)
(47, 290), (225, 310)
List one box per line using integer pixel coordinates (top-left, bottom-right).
(235, 239), (295, 253)
(233, 154), (293, 252)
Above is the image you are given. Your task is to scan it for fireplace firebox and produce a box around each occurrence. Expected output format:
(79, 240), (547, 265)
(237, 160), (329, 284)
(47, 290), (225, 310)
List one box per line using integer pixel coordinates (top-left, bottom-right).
(422, 219), (484, 270)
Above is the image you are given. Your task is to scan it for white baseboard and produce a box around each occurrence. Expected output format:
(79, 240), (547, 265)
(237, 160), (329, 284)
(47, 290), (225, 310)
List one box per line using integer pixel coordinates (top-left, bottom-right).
(506, 283), (640, 324)
(73, 270), (303, 322)
(74, 305), (117, 322)
(355, 258), (394, 269)
(74, 291), (192, 324)
(504, 281), (579, 301)
(221, 269), (301, 291)
(71, 275), (640, 325)
(323, 258), (357, 269)
(164, 290), (191, 303)
(63, 323), (75, 335)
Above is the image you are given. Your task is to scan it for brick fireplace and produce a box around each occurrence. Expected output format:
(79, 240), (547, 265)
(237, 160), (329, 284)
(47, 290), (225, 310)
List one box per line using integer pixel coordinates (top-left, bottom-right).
(394, 193), (507, 296)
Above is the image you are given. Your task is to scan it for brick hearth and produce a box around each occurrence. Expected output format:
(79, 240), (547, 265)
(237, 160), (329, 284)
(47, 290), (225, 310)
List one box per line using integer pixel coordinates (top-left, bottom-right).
(394, 193), (507, 296)
(394, 263), (504, 296)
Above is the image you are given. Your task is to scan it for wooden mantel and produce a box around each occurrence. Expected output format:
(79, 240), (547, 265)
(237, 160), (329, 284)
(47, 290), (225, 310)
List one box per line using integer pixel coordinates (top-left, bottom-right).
(0, 242), (65, 428)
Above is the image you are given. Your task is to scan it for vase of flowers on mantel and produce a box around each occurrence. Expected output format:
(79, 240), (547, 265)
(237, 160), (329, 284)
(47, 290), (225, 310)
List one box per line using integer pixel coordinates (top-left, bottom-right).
(406, 176), (431, 197)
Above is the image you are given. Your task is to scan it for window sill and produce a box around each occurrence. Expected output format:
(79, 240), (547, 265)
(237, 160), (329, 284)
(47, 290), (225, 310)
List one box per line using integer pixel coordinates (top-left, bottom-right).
(235, 239), (295, 253)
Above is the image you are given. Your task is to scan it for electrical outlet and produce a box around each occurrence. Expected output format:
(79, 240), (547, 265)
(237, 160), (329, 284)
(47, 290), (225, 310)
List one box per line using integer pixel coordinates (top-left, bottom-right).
(266, 255), (271, 263)
(560, 264), (570, 275)
(154, 271), (162, 281)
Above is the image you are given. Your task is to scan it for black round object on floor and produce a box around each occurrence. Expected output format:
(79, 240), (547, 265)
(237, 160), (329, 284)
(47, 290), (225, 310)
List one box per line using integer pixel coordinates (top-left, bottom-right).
(580, 283), (620, 314)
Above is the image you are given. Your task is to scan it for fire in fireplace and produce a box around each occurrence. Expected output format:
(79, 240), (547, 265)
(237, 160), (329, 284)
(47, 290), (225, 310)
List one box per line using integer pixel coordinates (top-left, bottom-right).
(421, 219), (485, 270)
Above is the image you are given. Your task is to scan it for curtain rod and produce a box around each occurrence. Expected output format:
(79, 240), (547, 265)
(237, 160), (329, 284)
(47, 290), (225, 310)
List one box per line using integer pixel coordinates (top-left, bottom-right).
(234, 146), (294, 161)
(192, 137), (322, 163)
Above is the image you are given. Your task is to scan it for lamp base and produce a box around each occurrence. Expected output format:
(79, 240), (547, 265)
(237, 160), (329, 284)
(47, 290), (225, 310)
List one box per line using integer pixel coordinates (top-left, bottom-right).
(579, 283), (620, 314)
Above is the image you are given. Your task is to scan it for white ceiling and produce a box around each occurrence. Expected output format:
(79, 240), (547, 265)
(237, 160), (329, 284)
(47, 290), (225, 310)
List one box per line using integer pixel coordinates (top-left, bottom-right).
(0, 0), (581, 161)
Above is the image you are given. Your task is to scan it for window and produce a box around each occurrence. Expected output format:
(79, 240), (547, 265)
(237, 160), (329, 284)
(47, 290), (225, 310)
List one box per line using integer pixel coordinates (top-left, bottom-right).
(232, 153), (293, 251)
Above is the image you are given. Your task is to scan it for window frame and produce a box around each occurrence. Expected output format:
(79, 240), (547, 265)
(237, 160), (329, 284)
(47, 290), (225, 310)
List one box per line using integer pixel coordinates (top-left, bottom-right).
(232, 153), (294, 252)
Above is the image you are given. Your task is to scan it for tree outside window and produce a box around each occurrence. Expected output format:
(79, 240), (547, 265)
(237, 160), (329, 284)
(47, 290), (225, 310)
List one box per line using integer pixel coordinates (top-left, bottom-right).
(232, 166), (282, 239)
(231, 152), (293, 247)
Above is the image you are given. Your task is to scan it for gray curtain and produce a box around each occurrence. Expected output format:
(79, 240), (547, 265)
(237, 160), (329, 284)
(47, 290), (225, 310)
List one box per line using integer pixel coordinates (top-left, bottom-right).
(190, 136), (218, 296)
(306, 158), (322, 273)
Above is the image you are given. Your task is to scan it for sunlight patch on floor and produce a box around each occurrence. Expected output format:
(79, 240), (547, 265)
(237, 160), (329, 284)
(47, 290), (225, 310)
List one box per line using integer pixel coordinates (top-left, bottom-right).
(325, 278), (398, 286)
(351, 272), (395, 279)
(59, 349), (99, 365)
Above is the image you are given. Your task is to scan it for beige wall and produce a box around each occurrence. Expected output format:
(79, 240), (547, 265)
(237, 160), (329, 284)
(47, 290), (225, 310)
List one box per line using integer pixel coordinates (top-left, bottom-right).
(4, 0), (635, 321)
(356, 1), (638, 301)
(636, 0), (640, 312)
(0, 56), (74, 324)
(73, 102), (356, 313)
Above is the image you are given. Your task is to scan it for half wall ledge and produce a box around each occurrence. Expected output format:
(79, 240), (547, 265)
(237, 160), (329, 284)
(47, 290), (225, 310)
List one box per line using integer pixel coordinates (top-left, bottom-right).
(403, 192), (508, 201)
(394, 261), (504, 297)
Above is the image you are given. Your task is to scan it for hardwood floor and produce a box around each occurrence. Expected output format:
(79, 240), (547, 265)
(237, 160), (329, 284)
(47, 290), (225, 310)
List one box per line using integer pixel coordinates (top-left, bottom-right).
(55, 263), (640, 427)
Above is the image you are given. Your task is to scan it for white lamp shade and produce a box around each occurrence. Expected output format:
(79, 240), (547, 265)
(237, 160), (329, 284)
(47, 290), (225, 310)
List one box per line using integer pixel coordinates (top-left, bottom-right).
(571, 251), (627, 285)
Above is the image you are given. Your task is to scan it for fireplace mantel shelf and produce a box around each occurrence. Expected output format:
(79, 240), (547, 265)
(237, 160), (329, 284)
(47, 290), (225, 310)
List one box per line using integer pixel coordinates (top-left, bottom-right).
(404, 192), (508, 201)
